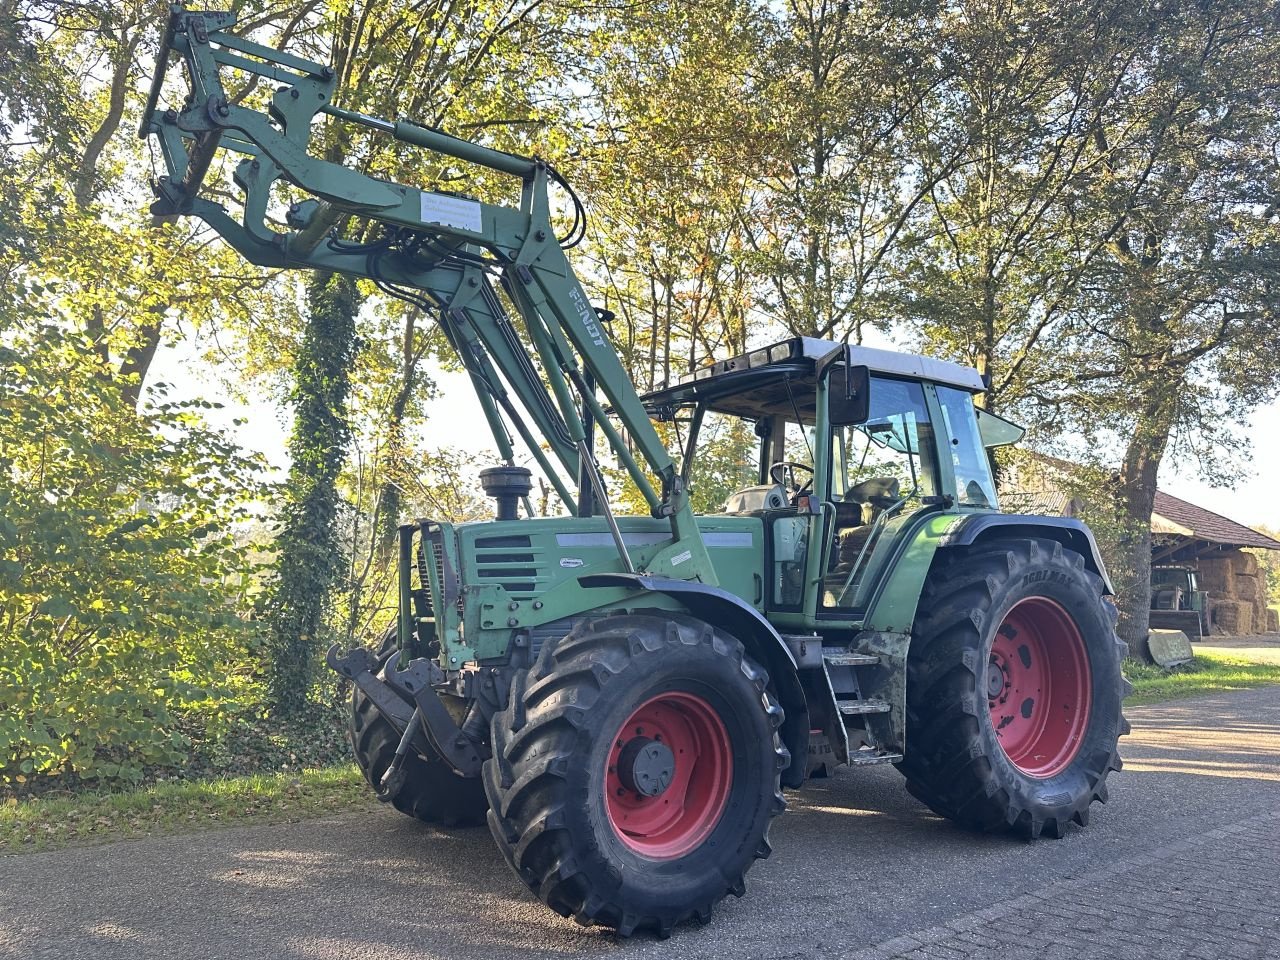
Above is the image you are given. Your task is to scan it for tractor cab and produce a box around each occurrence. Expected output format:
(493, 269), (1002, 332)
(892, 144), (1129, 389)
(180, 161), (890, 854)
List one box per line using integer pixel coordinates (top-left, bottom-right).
(642, 337), (1025, 623)
(1150, 564), (1210, 638)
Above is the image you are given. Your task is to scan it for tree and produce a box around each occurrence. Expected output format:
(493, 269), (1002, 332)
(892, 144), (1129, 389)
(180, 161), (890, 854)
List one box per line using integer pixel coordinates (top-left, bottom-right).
(0, 286), (267, 788)
(746, 0), (955, 342)
(258, 0), (579, 713)
(903, 0), (1150, 412)
(1045, 0), (1280, 657)
(264, 270), (360, 716)
(575, 0), (762, 389)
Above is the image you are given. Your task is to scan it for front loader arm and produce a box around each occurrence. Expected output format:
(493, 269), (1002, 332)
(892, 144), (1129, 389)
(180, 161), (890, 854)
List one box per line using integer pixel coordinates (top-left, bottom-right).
(142, 5), (715, 583)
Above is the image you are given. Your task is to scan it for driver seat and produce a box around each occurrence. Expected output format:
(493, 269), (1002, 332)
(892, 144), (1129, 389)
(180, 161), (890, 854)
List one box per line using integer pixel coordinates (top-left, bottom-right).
(832, 477), (900, 568)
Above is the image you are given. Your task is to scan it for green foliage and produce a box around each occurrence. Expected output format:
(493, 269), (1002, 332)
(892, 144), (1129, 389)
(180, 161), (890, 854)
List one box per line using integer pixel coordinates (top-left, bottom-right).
(263, 271), (360, 718)
(0, 300), (267, 788)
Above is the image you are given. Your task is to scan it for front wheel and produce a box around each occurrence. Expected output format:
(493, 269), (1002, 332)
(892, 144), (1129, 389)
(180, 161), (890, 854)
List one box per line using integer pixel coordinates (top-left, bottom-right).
(483, 613), (788, 938)
(897, 538), (1130, 838)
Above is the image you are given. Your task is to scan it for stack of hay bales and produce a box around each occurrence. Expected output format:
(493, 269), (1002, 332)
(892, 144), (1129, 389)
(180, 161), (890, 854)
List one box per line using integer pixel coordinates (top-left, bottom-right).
(1201, 550), (1268, 636)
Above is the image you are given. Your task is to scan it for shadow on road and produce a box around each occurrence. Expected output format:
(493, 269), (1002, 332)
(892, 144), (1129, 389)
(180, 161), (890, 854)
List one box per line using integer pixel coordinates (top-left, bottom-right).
(1123, 698), (1280, 781)
(5, 687), (1278, 960)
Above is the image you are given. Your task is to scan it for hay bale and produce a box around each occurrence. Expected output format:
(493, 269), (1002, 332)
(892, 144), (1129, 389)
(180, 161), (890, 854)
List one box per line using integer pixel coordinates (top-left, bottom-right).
(1198, 557), (1236, 597)
(1232, 551), (1259, 577)
(1235, 574), (1261, 602)
(1213, 600), (1254, 636)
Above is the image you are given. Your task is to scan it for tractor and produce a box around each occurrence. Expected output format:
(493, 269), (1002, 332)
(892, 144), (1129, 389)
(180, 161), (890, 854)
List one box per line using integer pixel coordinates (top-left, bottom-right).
(1149, 564), (1210, 639)
(143, 7), (1129, 938)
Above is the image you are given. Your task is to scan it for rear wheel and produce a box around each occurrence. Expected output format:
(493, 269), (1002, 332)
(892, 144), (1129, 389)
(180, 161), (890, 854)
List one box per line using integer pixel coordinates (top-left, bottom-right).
(898, 538), (1130, 838)
(349, 629), (488, 827)
(484, 613), (788, 938)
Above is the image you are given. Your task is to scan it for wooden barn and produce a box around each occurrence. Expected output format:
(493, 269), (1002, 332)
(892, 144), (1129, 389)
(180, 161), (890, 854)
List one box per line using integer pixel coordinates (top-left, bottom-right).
(1148, 491), (1280, 635)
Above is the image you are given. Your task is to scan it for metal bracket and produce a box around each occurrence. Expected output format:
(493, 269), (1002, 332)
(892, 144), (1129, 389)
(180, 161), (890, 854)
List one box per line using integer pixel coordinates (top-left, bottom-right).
(383, 654), (484, 777)
(327, 643), (484, 777)
(326, 644), (414, 728)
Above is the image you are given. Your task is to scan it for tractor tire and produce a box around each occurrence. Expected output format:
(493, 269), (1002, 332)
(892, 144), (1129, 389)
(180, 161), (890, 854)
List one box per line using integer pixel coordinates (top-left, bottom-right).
(484, 613), (788, 938)
(897, 537), (1130, 839)
(348, 629), (488, 828)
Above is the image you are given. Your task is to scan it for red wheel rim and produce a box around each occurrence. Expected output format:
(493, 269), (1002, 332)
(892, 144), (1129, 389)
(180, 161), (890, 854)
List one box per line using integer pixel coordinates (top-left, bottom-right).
(604, 691), (732, 859)
(987, 597), (1092, 778)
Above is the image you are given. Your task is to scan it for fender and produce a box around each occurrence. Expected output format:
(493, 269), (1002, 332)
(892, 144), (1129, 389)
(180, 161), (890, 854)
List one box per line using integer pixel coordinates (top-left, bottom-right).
(940, 513), (1114, 594)
(580, 573), (810, 788)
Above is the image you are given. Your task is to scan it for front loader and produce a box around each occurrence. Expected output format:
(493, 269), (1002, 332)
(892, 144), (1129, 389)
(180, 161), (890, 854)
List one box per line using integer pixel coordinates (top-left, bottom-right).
(143, 7), (1130, 938)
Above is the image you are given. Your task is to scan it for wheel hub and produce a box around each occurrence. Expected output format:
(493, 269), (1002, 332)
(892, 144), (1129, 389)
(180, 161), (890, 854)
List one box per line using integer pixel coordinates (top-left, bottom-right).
(604, 691), (733, 859)
(986, 660), (1008, 699)
(987, 597), (1092, 778)
(617, 737), (675, 797)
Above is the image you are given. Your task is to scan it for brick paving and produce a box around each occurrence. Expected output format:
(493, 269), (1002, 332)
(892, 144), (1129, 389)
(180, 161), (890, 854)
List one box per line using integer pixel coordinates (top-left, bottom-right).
(2, 685), (1278, 959)
(847, 809), (1280, 960)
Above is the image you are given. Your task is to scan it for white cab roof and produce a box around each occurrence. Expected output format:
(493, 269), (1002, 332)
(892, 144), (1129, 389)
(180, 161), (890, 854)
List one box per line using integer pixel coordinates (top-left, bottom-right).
(796, 337), (986, 392)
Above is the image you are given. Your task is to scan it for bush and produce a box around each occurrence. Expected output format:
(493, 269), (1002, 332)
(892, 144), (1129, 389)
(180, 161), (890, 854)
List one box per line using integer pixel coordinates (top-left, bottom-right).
(0, 308), (269, 789)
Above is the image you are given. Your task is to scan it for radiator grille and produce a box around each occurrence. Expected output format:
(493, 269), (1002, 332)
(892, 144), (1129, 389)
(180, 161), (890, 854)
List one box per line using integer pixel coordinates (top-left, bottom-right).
(422, 527), (462, 618)
(473, 534), (542, 598)
(413, 542), (433, 616)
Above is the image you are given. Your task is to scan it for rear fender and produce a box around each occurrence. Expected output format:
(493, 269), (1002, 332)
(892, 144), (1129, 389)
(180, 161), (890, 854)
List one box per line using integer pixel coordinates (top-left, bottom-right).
(580, 573), (810, 788)
(861, 512), (1114, 637)
(940, 514), (1114, 593)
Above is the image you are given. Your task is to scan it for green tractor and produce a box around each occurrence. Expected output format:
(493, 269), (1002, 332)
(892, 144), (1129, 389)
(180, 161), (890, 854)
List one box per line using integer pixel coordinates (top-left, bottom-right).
(144, 8), (1129, 937)
(1150, 565), (1210, 639)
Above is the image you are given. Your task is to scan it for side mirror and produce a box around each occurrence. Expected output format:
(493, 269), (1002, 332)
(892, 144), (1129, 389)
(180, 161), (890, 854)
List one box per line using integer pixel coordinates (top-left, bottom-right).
(830, 364), (870, 425)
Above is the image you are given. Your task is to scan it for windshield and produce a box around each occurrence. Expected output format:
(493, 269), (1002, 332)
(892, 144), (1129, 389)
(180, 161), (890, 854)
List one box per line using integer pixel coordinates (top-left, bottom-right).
(831, 378), (938, 506)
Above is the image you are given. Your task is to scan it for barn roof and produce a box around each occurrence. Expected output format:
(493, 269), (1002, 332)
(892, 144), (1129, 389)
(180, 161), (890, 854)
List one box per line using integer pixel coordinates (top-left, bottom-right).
(1151, 491), (1280, 551)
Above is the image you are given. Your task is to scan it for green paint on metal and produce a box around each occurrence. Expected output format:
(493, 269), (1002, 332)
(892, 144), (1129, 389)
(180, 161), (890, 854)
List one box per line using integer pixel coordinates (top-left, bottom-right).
(861, 512), (964, 633)
(143, 6), (713, 586)
(449, 514), (762, 661)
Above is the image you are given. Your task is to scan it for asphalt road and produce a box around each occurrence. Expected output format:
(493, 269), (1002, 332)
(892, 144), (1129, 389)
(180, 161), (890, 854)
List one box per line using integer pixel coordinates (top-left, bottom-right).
(3, 685), (1278, 960)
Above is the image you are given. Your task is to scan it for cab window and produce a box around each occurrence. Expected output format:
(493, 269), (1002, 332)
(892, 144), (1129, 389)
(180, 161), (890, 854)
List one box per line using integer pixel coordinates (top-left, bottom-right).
(823, 378), (939, 610)
(935, 386), (998, 509)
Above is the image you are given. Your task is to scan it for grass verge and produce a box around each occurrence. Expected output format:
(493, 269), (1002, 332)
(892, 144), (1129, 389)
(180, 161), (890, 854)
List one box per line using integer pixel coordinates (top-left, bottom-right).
(1125, 649), (1280, 705)
(1, 764), (374, 855)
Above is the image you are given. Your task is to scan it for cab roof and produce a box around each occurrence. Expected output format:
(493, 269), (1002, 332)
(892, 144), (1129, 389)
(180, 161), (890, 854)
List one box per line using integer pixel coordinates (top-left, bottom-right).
(641, 337), (986, 422)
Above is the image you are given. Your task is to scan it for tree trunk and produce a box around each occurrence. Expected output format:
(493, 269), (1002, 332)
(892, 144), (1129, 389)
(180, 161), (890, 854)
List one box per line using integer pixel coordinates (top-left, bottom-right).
(264, 271), (361, 718)
(1113, 395), (1175, 662)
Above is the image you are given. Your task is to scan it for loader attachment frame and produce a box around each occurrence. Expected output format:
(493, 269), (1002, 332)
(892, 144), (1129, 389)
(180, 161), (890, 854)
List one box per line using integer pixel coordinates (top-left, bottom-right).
(141, 4), (715, 584)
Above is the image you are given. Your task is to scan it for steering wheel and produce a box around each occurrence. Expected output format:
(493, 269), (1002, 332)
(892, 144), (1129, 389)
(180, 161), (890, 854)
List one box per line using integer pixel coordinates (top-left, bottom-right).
(769, 461), (814, 501)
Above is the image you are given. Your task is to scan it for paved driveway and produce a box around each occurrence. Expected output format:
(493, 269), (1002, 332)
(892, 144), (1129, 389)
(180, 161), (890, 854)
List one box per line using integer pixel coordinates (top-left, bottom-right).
(3, 686), (1278, 960)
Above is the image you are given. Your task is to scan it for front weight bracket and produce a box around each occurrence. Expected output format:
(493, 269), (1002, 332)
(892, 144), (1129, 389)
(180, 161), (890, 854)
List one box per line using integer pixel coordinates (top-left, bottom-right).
(382, 653), (485, 778)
